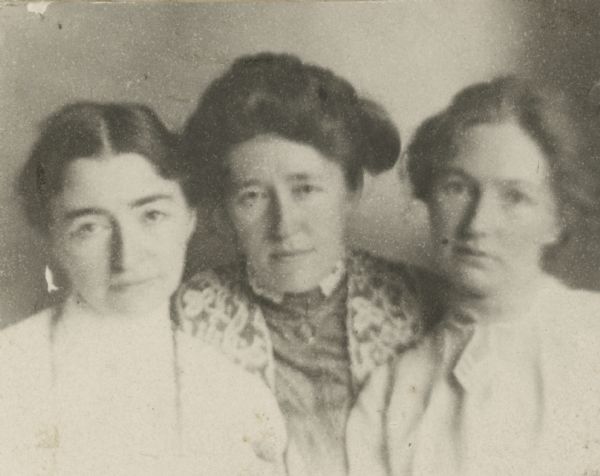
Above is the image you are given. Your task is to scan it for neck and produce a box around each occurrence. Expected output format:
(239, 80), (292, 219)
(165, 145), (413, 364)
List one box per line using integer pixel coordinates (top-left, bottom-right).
(446, 275), (547, 324)
(69, 293), (171, 326)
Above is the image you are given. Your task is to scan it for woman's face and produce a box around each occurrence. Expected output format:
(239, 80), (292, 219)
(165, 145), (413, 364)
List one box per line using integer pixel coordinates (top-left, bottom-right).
(225, 135), (357, 294)
(49, 153), (196, 316)
(427, 122), (560, 299)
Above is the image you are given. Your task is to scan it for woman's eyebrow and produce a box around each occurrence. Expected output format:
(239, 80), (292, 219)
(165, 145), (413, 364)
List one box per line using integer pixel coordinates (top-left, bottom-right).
(436, 166), (469, 179)
(497, 179), (538, 189)
(63, 207), (105, 222)
(287, 173), (319, 182)
(232, 179), (262, 189)
(129, 194), (174, 208)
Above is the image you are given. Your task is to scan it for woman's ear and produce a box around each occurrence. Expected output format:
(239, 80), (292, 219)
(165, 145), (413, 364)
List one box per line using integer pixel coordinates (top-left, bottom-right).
(45, 250), (71, 293)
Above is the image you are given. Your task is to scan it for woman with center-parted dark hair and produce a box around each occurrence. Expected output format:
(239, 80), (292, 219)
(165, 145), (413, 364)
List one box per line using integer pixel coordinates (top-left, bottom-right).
(176, 52), (438, 476)
(2, 102), (285, 476)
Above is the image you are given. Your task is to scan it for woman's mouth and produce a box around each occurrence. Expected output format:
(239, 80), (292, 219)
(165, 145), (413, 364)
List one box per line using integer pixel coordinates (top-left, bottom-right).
(453, 244), (499, 265)
(109, 277), (156, 292)
(270, 249), (314, 261)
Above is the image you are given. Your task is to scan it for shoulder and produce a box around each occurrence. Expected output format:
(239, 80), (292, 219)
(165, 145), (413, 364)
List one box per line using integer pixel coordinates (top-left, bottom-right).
(0, 309), (55, 402)
(0, 309), (54, 355)
(179, 262), (245, 308)
(349, 250), (441, 306)
(176, 263), (273, 383)
(536, 281), (600, 388)
(177, 262), (251, 328)
(349, 249), (428, 287)
(348, 249), (443, 332)
(538, 281), (600, 345)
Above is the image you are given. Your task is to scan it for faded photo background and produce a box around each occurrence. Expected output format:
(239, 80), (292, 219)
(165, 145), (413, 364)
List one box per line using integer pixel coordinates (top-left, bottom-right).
(2, 0), (600, 326)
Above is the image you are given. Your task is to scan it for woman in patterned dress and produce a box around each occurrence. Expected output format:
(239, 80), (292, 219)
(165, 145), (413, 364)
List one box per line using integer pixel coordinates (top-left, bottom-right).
(177, 52), (437, 476)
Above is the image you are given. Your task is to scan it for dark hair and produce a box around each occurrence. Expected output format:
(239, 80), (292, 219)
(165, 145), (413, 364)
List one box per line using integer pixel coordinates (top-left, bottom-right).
(19, 102), (192, 234)
(406, 76), (597, 224)
(181, 52), (400, 205)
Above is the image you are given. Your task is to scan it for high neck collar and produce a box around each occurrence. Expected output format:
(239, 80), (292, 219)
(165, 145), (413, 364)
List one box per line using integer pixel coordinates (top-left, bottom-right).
(246, 259), (347, 305)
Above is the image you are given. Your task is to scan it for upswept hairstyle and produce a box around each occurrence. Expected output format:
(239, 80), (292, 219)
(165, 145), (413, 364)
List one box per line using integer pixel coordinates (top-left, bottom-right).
(406, 75), (597, 224)
(19, 102), (192, 235)
(181, 52), (401, 205)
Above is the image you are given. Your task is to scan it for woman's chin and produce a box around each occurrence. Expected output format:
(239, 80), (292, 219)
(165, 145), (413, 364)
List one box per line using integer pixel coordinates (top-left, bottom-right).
(262, 272), (324, 296)
(450, 268), (500, 300)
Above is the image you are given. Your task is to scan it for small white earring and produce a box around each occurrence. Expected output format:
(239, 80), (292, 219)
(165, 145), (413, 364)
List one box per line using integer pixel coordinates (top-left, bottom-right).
(45, 266), (60, 293)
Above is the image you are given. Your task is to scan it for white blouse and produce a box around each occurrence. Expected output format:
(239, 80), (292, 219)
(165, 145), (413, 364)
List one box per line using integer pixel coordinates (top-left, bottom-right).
(50, 297), (180, 474)
(347, 277), (600, 476)
(0, 296), (287, 476)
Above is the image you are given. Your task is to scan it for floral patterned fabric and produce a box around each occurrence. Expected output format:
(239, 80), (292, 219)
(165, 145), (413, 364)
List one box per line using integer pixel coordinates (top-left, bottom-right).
(176, 250), (433, 392)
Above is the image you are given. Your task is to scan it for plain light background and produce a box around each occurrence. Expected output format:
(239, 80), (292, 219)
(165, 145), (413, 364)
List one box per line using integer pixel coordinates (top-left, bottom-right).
(1, 0), (600, 325)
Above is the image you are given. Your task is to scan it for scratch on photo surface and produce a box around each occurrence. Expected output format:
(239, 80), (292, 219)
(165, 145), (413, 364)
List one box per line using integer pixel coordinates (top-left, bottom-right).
(26, 1), (51, 18)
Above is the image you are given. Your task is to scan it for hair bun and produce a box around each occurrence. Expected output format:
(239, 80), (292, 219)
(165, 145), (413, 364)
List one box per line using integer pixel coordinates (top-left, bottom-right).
(355, 98), (401, 175)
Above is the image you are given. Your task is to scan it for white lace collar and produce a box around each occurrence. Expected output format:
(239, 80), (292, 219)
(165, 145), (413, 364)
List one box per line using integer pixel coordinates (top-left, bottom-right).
(247, 259), (347, 304)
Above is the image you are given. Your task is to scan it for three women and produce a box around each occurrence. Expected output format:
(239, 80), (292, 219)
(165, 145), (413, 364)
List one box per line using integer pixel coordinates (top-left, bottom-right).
(8, 54), (600, 476)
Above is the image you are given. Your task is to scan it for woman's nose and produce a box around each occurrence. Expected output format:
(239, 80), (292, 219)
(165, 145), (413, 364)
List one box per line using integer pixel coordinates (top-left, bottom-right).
(461, 191), (499, 237)
(269, 191), (299, 240)
(110, 222), (145, 272)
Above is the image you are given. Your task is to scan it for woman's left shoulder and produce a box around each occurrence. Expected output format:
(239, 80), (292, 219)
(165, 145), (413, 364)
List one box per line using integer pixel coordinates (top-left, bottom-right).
(175, 264), (274, 385)
(541, 281), (600, 335)
(348, 250), (439, 298)
(349, 249), (429, 282)
(538, 281), (600, 373)
(348, 250), (443, 325)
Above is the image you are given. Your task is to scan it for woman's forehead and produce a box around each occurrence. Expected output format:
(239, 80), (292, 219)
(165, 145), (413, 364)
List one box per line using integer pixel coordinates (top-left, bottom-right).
(226, 135), (342, 183)
(56, 153), (185, 212)
(448, 122), (551, 186)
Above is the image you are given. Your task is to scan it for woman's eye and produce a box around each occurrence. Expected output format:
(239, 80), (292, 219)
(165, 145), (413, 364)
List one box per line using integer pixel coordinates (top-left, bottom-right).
(237, 189), (266, 207)
(503, 188), (531, 206)
(143, 209), (168, 224)
(439, 178), (468, 196)
(70, 222), (106, 239)
(293, 184), (320, 198)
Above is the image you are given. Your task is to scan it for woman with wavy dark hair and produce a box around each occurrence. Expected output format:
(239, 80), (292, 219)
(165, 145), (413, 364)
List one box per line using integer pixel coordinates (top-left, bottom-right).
(348, 76), (600, 476)
(3, 102), (284, 475)
(177, 53), (434, 476)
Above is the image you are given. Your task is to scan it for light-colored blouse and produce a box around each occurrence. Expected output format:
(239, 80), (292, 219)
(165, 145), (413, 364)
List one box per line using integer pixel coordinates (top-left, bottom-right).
(0, 295), (286, 476)
(347, 277), (600, 476)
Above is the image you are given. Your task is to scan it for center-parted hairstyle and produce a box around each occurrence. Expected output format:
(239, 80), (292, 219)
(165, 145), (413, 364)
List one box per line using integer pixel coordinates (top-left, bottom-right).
(19, 102), (192, 235)
(406, 76), (598, 224)
(181, 52), (401, 205)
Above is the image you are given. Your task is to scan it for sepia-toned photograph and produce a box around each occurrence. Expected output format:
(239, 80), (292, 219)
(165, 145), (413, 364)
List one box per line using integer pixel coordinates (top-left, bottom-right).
(1, 1), (600, 474)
